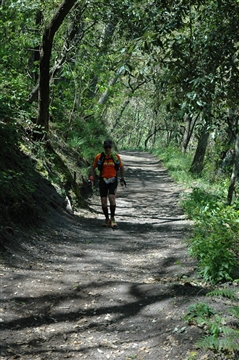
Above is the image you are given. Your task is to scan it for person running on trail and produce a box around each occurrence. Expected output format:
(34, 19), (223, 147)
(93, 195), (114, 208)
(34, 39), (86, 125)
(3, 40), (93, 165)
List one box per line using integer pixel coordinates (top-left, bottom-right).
(89, 139), (126, 229)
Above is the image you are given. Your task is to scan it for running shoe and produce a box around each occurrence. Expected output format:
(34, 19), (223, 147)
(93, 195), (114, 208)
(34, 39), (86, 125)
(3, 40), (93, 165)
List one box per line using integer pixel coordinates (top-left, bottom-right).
(110, 218), (118, 228)
(102, 218), (110, 227)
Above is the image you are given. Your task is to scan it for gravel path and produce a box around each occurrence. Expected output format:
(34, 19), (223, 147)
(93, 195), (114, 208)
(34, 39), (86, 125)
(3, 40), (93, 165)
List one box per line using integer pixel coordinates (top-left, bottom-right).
(1, 151), (225, 360)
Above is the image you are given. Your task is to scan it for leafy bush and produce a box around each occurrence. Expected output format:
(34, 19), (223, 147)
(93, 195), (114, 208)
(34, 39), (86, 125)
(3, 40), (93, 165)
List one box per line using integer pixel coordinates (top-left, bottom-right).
(182, 187), (222, 220)
(189, 206), (238, 283)
(182, 187), (239, 283)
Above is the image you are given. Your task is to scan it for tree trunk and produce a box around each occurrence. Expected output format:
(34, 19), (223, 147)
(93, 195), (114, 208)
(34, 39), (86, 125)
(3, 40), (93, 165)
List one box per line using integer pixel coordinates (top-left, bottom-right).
(181, 113), (199, 154)
(98, 66), (124, 105)
(227, 132), (239, 205)
(189, 121), (210, 175)
(29, 3), (86, 104)
(37, 0), (77, 134)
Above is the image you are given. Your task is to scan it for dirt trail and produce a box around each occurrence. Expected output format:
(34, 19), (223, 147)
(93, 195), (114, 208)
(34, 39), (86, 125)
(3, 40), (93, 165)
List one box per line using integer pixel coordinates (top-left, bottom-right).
(1, 151), (216, 360)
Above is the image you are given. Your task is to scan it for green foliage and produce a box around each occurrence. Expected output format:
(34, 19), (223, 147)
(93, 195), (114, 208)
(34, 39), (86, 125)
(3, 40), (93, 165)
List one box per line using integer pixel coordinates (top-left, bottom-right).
(196, 334), (239, 352)
(152, 146), (193, 184)
(2, 0), (239, 153)
(182, 187), (222, 220)
(184, 302), (215, 325)
(188, 206), (238, 283)
(207, 289), (238, 301)
(227, 306), (239, 318)
(185, 289), (239, 353)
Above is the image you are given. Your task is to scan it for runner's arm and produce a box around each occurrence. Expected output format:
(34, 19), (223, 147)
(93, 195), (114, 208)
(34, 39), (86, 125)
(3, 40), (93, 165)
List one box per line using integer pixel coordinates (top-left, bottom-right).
(119, 165), (126, 186)
(89, 156), (98, 185)
(88, 166), (95, 187)
(90, 165), (96, 178)
(119, 165), (125, 179)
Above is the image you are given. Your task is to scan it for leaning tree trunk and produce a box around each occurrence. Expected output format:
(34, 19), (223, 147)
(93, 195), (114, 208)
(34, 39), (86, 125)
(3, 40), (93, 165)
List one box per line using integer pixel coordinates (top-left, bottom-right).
(37, 0), (77, 134)
(189, 121), (210, 176)
(227, 132), (239, 205)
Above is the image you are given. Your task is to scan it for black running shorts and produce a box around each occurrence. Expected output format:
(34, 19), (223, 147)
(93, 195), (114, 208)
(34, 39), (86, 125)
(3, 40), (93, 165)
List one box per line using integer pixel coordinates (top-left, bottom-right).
(99, 178), (118, 197)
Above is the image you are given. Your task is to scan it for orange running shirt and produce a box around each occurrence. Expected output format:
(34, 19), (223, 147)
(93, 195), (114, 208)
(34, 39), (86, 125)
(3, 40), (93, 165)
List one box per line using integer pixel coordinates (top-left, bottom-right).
(93, 153), (123, 178)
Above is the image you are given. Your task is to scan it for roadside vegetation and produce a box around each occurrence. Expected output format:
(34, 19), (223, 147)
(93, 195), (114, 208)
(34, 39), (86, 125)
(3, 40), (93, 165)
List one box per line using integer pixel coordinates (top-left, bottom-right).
(153, 145), (239, 285)
(153, 146), (239, 357)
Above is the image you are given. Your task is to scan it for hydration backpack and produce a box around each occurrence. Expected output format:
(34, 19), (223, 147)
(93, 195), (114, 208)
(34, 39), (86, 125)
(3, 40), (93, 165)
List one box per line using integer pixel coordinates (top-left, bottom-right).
(97, 152), (120, 175)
